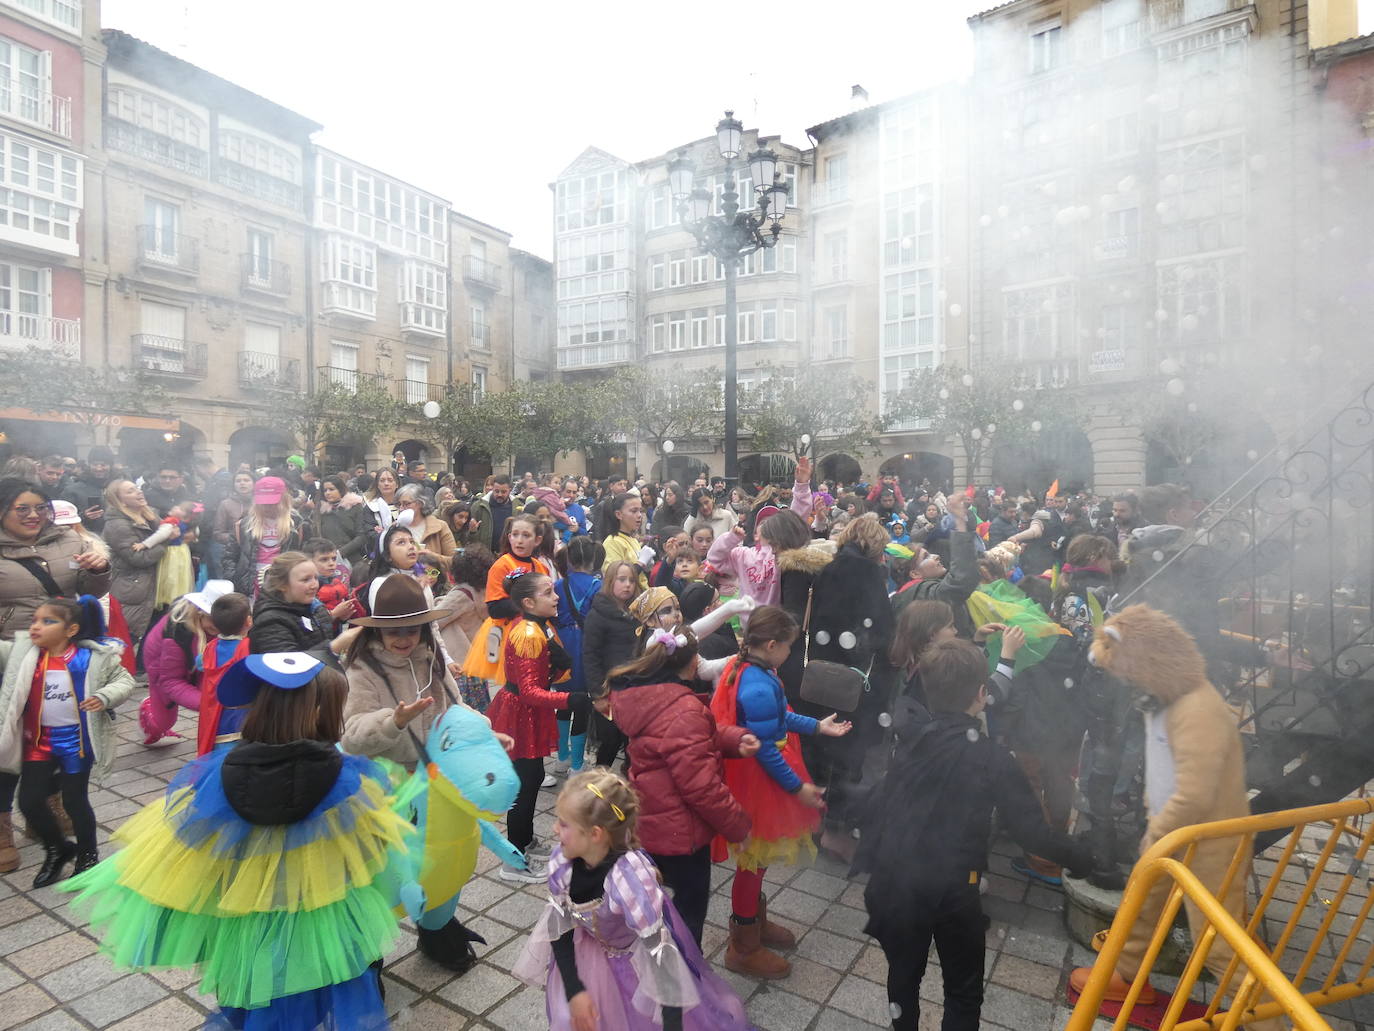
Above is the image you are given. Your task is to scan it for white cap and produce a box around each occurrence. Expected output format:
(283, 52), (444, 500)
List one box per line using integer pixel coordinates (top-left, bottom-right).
(51, 499), (81, 526)
(185, 579), (234, 613)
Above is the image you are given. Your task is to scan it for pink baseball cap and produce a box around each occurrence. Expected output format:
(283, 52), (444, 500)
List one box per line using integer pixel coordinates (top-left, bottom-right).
(252, 476), (287, 504)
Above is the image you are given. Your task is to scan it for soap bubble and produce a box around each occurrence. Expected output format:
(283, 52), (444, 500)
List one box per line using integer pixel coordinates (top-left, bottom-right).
(961, 373), (974, 387)
(997, 204), (1009, 218)
(863, 618), (873, 628)
(1159, 358), (1179, 376)
(838, 631), (857, 650)
(939, 388), (950, 400)
(971, 428), (982, 440)
(1063, 678), (1075, 689)
(1031, 420), (1042, 432)
(814, 630), (831, 646)
(966, 728), (980, 742)
(1012, 399), (1024, 411)
(948, 303), (962, 317)
(1246, 449), (1259, 462)
(1152, 550), (1165, 562)
(1309, 774), (1323, 788)
(878, 712), (893, 728)
(979, 214), (992, 227)
(890, 1003), (903, 1020)
(1166, 378), (1185, 396)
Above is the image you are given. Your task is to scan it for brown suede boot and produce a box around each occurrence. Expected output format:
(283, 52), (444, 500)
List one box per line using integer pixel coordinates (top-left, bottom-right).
(757, 892), (796, 949)
(0, 812), (18, 872)
(724, 917), (791, 979)
(50, 793), (73, 838)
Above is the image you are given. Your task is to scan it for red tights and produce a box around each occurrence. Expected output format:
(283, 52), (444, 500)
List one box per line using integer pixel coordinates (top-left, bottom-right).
(731, 865), (767, 919)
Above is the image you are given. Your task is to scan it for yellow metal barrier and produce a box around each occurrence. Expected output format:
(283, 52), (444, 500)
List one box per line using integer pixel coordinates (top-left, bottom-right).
(1067, 798), (1374, 1031)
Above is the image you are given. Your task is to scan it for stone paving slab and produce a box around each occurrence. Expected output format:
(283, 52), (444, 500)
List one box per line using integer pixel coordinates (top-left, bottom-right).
(5, 706), (1360, 1030)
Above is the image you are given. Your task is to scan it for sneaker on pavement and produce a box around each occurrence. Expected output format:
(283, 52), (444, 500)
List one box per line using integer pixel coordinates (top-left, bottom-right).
(526, 839), (553, 860)
(552, 758), (571, 777)
(541, 773), (557, 788)
(498, 861), (546, 885)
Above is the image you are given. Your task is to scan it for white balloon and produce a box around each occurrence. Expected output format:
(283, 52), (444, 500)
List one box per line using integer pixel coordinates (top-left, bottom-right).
(662, 440), (675, 453)
(421, 400), (441, 419)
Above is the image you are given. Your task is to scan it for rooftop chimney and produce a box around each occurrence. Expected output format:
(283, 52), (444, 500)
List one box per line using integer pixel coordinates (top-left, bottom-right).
(851, 84), (869, 105)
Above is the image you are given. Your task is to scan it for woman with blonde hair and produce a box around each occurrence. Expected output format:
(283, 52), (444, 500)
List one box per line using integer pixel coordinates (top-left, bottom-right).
(102, 478), (173, 644)
(365, 467), (400, 533)
(224, 476), (304, 598)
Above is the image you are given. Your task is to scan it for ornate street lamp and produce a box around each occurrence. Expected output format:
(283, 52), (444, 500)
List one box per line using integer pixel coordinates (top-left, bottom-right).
(667, 110), (788, 482)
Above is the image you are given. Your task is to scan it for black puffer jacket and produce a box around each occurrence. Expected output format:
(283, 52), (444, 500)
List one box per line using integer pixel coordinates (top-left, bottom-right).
(581, 592), (638, 699)
(248, 594), (330, 655)
(222, 740), (343, 824)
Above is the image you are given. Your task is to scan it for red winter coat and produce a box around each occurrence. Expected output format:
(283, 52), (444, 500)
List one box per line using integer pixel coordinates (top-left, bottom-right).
(610, 677), (751, 856)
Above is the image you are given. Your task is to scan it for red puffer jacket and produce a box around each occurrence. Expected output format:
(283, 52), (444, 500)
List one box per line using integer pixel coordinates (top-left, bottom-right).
(610, 677), (751, 856)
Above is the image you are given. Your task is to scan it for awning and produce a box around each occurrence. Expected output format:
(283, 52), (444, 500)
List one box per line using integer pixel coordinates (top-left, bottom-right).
(0, 407), (180, 432)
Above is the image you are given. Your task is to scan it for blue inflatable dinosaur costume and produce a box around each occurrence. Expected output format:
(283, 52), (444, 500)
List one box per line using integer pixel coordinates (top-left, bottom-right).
(392, 705), (524, 931)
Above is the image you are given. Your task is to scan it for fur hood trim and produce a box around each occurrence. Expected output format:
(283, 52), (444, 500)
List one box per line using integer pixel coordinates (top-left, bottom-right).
(337, 492), (365, 509)
(1090, 603), (1205, 704)
(778, 544), (834, 575)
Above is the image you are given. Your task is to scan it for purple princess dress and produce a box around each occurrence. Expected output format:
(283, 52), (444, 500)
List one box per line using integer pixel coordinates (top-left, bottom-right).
(512, 847), (751, 1030)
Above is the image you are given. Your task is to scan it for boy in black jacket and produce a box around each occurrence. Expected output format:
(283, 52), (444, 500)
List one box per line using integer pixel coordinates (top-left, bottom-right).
(853, 638), (1093, 1030)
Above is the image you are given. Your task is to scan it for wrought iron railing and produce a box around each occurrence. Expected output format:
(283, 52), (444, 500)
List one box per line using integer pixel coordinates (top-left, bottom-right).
(133, 335), (207, 379)
(240, 254), (291, 295)
(237, 351), (299, 392)
(462, 255), (502, 290)
(137, 226), (199, 275)
(315, 365), (385, 394)
(396, 379), (445, 405)
(1115, 376), (1374, 811)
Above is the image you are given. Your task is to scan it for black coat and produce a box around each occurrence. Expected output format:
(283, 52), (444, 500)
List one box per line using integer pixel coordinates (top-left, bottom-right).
(315, 501), (373, 563)
(891, 530), (981, 639)
(248, 595), (330, 655)
(854, 711), (1089, 942)
(581, 592), (638, 698)
(225, 511), (306, 594)
(776, 546), (833, 704)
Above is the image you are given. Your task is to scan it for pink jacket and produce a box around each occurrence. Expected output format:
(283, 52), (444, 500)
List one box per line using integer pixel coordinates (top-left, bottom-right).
(529, 485), (573, 528)
(706, 478), (814, 610)
(142, 612), (201, 712)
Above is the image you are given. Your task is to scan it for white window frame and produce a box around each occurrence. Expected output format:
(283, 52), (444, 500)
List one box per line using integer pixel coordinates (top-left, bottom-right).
(471, 365), (486, 398)
(1029, 21), (1064, 75)
(669, 256), (687, 288)
(690, 254), (709, 284)
(668, 313), (686, 351)
(649, 256), (665, 291)
(690, 312), (708, 349)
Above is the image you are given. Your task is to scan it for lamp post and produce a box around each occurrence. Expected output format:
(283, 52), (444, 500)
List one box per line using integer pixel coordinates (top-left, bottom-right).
(667, 111), (789, 482)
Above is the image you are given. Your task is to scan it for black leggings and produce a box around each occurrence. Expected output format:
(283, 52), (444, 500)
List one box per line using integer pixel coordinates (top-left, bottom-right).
(650, 846), (711, 947)
(507, 757), (545, 855)
(591, 709), (625, 768)
(19, 760), (96, 852)
(0, 769), (17, 812)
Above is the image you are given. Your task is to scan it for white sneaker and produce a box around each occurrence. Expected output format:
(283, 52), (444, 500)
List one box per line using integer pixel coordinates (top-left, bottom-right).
(498, 861), (546, 885)
(552, 758), (571, 777)
(541, 773), (557, 788)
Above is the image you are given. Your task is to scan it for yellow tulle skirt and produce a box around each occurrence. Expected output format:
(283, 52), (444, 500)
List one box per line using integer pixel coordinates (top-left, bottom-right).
(154, 544), (195, 609)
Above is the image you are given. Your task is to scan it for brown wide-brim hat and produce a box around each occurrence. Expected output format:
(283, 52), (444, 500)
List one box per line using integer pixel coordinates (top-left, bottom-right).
(349, 574), (444, 628)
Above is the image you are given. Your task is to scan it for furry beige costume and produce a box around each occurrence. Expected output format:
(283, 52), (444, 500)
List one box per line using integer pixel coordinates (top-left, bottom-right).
(1070, 605), (1279, 1027)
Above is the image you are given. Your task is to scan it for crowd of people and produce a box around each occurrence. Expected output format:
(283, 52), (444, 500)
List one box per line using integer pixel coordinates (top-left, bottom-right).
(0, 442), (1265, 1029)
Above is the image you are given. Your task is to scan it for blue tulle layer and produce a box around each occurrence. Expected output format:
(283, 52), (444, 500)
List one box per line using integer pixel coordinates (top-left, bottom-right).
(165, 750), (389, 859)
(205, 967), (388, 1030)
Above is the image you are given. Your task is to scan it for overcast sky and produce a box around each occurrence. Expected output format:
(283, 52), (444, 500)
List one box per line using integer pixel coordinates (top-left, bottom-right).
(101, 0), (994, 258)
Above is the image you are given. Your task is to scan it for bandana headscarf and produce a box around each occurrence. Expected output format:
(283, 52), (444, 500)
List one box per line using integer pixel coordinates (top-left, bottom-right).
(628, 586), (677, 630)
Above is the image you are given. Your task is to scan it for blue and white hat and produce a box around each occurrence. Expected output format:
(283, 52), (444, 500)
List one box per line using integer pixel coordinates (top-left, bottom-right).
(216, 652), (324, 707)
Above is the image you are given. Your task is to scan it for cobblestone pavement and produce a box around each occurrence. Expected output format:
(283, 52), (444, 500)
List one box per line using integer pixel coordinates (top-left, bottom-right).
(0, 710), (1134, 1030)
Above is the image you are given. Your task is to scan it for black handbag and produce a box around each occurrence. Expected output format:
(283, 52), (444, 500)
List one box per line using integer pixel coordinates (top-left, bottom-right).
(798, 585), (871, 713)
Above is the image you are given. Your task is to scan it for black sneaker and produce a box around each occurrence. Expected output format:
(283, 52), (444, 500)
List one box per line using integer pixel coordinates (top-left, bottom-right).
(33, 840), (76, 888)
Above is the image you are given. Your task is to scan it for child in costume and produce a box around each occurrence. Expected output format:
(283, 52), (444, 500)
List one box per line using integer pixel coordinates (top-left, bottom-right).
(709, 604), (851, 979)
(141, 580), (232, 746)
(62, 653), (411, 1031)
(461, 513), (553, 684)
(149, 502), (197, 612)
(0, 595), (134, 887)
(512, 770), (750, 1031)
(552, 536), (603, 778)
(196, 591), (252, 755)
(485, 570), (590, 883)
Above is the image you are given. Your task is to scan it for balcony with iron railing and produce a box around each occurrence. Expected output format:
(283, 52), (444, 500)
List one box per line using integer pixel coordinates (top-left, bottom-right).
(320, 281), (376, 320)
(469, 322), (490, 351)
(462, 255), (503, 291)
(315, 365), (385, 394)
(810, 179), (852, 209)
(239, 254), (291, 296)
(237, 350), (300, 392)
(137, 226), (199, 276)
(134, 335), (207, 379)
(1010, 356), (1078, 390)
(396, 379), (446, 405)
(0, 310), (78, 358)
(0, 85), (71, 138)
(400, 302), (447, 337)
(1149, 0), (1249, 33)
